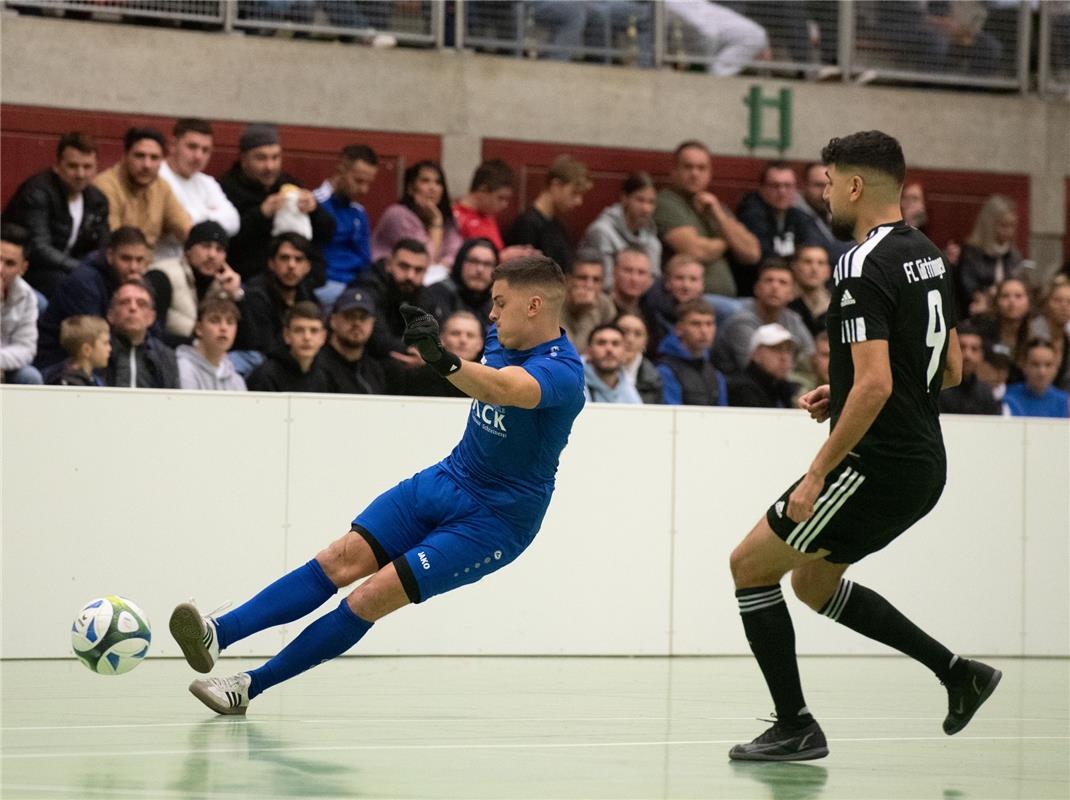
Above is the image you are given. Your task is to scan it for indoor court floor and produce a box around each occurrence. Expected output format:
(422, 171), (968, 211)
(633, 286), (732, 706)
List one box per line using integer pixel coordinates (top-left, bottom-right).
(2, 656), (1067, 799)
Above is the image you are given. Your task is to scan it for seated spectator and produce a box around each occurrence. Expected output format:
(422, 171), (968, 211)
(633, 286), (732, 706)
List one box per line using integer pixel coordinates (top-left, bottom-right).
(654, 140), (760, 302)
(147, 220), (243, 345)
(247, 302), (332, 393)
(449, 238), (497, 328)
(156, 118), (240, 261)
(956, 195), (1023, 313)
(452, 159), (522, 254)
(616, 312), (663, 404)
(939, 319), (1000, 415)
(104, 279), (179, 389)
(44, 315), (110, 387)
(353, 239), (458, 364)
(735, 162), (821, 295)
(232, 233), (319, 374)
(1028, 276), (1070, 391)
(1, 224), (42, 384)
(978, 341), (1013, 404)
(560, 250), (617, 354)
(971, 275), (1031, 384)
(656, 299), (728, 406)
(787, 244), (831, 335)
(584, 323), (642, 404)
(812, 327), (830, 386)
(727, 323), (800, 408)
(313, 144), (379, 306)
(611, 246), (656, 317)
(94, 127), (191, 252)
(3, 132), (109, 298)
(663, 0), (769, 76)
(901, 181), (928, 232)
(35, 226), (150, 369)
(792, 162), (851, 263)
(1002, 339), (1070, 419)
(581, 172), (661, 285)
(641, 253), (706, 355)
(372, 160), (462, 281)
(319, 288), (389, 395)
(399, 310), (485, 398)
(176, 296), (246, 392)
(713, 259), (815, 375)
(505, 154), (592, 271)
(220, 124), (335, 282)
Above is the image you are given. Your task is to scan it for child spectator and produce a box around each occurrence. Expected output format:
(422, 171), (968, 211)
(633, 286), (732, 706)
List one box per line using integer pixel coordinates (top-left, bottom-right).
(1002, 340), (1070, 418)
(452, 160), (533, 263)
(45, 315), (110, 387)
(247, 301), (331, 393)
(176, 297), (246, 391)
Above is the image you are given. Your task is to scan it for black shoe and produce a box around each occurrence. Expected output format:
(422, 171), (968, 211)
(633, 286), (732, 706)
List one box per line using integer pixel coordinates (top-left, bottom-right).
(729, 718), (829, 762)
(943, 658), (1002, 735)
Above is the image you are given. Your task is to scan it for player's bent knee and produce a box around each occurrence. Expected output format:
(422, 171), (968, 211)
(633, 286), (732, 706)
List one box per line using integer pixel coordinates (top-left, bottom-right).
(346, 564), (410, 622)
(790, 567), (838, 611)
(316, 530), (378, 587)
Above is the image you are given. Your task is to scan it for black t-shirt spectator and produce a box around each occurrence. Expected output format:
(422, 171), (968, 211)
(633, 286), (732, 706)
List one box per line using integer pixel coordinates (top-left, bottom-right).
(506, 207), (573, 271)
(318, 344), (390, 394)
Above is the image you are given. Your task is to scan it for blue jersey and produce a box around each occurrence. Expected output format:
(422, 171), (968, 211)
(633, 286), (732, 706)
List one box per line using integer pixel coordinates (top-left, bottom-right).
(439, 326), (585, 536)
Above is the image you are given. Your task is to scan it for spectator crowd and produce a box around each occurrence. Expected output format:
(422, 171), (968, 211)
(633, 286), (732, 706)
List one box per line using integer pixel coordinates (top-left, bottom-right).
(2, 123), (1067, 419)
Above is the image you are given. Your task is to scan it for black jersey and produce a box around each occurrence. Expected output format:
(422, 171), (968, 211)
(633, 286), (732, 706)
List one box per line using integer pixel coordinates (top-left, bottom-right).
(826, 220), (957, 476)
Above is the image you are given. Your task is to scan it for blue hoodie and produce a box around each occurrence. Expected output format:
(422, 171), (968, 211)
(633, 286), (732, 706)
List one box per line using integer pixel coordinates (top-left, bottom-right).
(656, 332), (728, 406)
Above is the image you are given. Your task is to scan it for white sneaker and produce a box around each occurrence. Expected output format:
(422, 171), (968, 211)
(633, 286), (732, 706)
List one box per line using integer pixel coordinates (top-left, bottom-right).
(189, 673), (251, 716)
(169, 601), (222, 674)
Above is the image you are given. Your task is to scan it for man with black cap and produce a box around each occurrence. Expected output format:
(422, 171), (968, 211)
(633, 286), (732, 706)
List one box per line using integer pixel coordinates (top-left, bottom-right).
(319, 288), (390, 394)
(219, 123), (334, 283)
(146, 220), (244, 345)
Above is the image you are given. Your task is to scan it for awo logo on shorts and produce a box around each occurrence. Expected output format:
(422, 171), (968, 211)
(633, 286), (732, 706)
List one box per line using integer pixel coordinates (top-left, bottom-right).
(471, 399), (507, 436)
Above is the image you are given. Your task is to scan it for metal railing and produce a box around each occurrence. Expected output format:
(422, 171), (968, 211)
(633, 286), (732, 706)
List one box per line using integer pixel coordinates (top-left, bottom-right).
(2, 1), (1059, 95)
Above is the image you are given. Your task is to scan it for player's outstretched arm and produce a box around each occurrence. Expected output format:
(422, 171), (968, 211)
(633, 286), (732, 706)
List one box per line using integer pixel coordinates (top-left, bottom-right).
(400, 302), (542, 409)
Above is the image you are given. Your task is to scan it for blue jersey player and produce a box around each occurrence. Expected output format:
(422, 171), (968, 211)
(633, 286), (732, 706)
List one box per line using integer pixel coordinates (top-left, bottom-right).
(170, 255), (585, 714)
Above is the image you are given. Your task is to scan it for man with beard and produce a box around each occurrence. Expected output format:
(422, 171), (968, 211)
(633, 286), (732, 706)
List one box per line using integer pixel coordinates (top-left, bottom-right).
(450, 238), (497, 328)
(583, 323), (641, 404)
(352, 239), (457, 365)
(319, 288), (389, 395)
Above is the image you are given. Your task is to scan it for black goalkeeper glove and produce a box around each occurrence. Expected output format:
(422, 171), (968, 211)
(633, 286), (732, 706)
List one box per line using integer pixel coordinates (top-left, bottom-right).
(400, 302), (461, 377)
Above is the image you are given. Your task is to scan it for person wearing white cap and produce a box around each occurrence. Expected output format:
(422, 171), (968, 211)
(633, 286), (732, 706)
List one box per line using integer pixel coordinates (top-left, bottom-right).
(727, 323), (800, 408)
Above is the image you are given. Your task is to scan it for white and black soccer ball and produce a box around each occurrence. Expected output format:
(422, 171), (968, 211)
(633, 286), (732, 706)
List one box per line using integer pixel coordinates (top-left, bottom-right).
(71, 596), (151, 675)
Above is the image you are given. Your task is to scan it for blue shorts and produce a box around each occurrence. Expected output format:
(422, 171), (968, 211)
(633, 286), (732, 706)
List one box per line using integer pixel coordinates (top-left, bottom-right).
(351, 464), (534, 604)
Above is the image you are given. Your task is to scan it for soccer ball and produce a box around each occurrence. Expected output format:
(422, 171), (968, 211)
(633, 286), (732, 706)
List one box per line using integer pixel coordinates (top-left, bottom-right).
(71, 596), (151, 675)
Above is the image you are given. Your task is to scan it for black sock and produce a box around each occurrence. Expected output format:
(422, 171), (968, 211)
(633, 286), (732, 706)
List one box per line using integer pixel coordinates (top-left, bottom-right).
(736, 585), (813, 727)
(821, 580), (958, 681)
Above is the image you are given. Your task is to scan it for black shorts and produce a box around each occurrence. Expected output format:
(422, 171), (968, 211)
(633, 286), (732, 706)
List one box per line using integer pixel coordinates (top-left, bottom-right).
(766, 455), (945, 564)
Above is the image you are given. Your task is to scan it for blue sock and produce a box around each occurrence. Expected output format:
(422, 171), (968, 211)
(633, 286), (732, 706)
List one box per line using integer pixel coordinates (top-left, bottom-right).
(246, 599), (373, 699)
(214, 559), (337, 650)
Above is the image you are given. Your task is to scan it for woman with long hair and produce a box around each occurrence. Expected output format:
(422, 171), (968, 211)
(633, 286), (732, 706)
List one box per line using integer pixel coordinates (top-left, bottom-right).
(372, 160), (462, 278)
(581, 172), (662, 285)
(956, 195), (1023, 312)
(1029, 276), (1070, 391)
(972, 276), (1032, 384)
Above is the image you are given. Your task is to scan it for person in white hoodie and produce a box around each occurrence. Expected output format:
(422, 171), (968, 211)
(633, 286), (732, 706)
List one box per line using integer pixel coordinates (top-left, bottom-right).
(581, 172), (661, 290)
(0, 223), (42, 383)
(176, 296), (246, 391)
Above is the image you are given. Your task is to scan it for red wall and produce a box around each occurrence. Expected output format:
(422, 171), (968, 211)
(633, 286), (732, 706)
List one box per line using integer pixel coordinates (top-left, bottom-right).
(484, 138), (1033, 256)
(0, 104), (442, 223)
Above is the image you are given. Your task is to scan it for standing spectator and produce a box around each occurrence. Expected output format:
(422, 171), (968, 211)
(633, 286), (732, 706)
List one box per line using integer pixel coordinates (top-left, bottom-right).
(3, 132), (109, 298)
(44, 315), (110, 387)
(938, 319), (1000, 415)
(449, 238), (497, 328)
(787, 244), (831, 335)
(176, 296), (246, 392)
(560, 250), (616, 354)
(584, 323), (642, 404)
(104, 279), (179, 389)
(35, 226), (150, 369)
(247, 302), (332, 393)
(220, 124), (335, 283)
(353, 239), (457, 364)
(1002, 340), (1070, 418)
(94, 127), (191, 251)
(581, 172), (662, 285)
(319, 288), (389, 395)
(452, 159), (518, 253)
(372, 160), (462, 281)
(232, 233), (319, 374)
(727, 323), (800, 408)
(1, 224), (42, 383)
(1028, 276), (1070, 391)
(616, 311), (663, 404)
(398, 311), (485, 398)
(641, 253), (707, 355)
(506, 155), (592, 272)
(313, 144), (379, 307)
(956, 195), (1023, 313)
(735, 162), (821, 295)
(147, 220), (243, 345)
(972, 276), (1031, 384)
(156, 118), (240, 261)
(713, 259), (815, 375)
(793, 162), (851, 263)
(656, 299), (728, 406)
(654, 140), (760, 302)
(611, 246), (656, 317)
